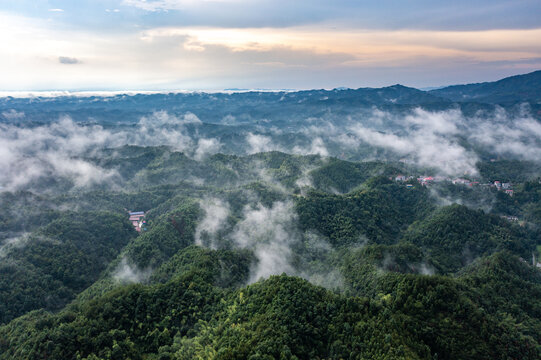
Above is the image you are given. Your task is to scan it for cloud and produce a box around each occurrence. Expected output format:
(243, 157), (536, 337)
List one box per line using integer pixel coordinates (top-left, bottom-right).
(244, 125), (329, 159)
(347, 108), (479, 175)
(48, 8), (64, 12)
(195, 197), (230, 248)
(181, 111), (203, 124)
(3, 9), (541, 91)
(328, 106), (541, 175)
(1, 109), (24, 120)
(0, 116), (121, 190)
(230, 201), (298, 282)
(419, 263), (435, 276)
(120, 1), (541, 31)
(122, 0), (248, 12)
(45, 153), (119, 187)
(246, 133), (283, 154)
(292, 137), (329, 157)
(112, 111), (202, 154)
(203, 199), (343, 287)
(295, 174), (313, 189)
(1, 103), (539, 193)
(140, 25), (541, 66)
(0, 233), (30, 259)
(468, 107), (541, 161)
(428, 186), (495, 213)
(113, 257), (152, 283)
(247, 160), (290, 193)
(0, 111), (210, 192)
(58, 56), (80, 65)
(194, 138), (222, 161)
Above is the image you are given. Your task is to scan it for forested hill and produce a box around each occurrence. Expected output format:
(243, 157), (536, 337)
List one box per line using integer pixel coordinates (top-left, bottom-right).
(429, 70), (541, 104)
(1, 70), (541, 360)
(0, 148), (540, 359)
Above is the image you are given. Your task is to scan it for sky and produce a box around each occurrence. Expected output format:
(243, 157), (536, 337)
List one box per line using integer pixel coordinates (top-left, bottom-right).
(1, 0), (541, 91)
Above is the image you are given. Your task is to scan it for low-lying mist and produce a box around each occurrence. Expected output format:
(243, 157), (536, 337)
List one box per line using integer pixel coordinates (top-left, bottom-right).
(195, 197), (343, 288)
(1, 104), (540, 194)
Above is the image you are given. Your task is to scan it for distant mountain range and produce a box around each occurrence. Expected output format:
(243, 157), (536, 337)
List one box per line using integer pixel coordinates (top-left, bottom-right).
(1, 70), (540, 125)
(429, 70), (541, 104)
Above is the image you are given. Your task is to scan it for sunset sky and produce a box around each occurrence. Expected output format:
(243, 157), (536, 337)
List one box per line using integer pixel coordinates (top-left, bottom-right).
(1, 0), (541, 90)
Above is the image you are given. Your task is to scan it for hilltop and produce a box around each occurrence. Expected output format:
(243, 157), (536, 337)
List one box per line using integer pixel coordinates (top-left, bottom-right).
(429, 70), (541, 104)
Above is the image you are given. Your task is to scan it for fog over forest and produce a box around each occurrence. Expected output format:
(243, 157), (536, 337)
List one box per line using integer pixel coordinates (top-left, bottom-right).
(1, 73), (541, 360)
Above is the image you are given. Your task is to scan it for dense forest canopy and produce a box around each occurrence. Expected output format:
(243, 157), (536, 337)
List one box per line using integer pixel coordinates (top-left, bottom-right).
(1, 71), (540, 359)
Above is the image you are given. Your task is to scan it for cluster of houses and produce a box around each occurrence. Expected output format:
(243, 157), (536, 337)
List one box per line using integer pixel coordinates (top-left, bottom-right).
(393, 174), (515, 196)
(128, 211), (147, 232)
(493, 181), (514, 196)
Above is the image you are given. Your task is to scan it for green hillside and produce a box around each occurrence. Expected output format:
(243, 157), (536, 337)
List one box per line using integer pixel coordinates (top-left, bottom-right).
(0, 149), (540, 359)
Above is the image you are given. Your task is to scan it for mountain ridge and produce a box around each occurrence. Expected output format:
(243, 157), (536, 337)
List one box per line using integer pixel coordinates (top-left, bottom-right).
(429, 70), (541, 103)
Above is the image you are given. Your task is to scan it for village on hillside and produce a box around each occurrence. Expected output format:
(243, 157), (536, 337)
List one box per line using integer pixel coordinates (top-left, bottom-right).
(393, 174), (515, 196)
(128, 211), (147, 232)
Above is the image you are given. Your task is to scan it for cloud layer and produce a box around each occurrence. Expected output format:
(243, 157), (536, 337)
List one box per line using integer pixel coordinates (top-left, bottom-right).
(231, 201), (298, 282)
(1, 105), (539, 192)
(1, 5), (541, 90)
(328, 107), (541, 175)
(0, 111), (218, 191)
(347, 108), (479, 175)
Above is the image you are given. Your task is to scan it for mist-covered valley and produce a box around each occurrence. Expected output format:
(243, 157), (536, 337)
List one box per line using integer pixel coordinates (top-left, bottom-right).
(1, 72), (541, 359)
(2, 84), (541, 192)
